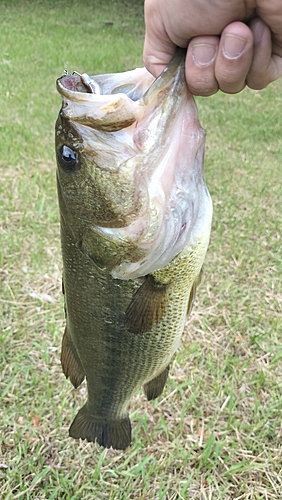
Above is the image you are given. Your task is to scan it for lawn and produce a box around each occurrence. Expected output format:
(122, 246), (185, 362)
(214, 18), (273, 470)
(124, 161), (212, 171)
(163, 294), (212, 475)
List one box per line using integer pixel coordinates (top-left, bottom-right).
(1, 1), (282, 499)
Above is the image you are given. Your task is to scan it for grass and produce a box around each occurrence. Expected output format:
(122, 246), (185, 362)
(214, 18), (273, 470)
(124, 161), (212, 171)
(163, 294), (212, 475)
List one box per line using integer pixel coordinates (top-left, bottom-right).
(0, 0), (282, 498)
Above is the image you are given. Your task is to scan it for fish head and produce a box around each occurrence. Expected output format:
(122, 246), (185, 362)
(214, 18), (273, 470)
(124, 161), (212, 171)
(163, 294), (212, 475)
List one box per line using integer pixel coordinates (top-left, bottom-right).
(56, 50), (212, 277)
(55, 73), (146, 230)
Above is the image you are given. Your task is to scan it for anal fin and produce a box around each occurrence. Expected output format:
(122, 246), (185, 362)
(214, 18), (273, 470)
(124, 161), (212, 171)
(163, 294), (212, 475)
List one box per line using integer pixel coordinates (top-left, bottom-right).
(61, 327), (85, 388)
(69, 404), (132, 450)
(143, 365), (170, 401)
(125, 274), (169, 334)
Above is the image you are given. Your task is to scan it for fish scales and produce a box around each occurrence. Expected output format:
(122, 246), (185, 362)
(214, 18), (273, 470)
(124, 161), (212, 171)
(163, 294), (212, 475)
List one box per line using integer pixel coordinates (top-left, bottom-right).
(55, 49), (212, 449)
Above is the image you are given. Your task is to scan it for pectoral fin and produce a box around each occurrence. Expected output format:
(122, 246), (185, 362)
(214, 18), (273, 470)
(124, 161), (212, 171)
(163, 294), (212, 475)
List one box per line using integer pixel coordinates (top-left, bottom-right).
(187, 268), (203, 317)
(143, 365), (170, 401)
(61, 327), (85, 388)
(125, 274), (169, 334)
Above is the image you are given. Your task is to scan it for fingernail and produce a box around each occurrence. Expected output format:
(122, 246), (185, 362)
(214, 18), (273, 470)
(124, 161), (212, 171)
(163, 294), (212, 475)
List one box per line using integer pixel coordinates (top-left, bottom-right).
(192, 43), (217, 66)
(252, 20), (264, 44)
(223, 34), (247, 59)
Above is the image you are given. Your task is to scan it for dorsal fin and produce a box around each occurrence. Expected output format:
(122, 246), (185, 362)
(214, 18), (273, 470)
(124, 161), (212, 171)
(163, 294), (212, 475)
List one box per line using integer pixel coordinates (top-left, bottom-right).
(61, 327), (85, 388)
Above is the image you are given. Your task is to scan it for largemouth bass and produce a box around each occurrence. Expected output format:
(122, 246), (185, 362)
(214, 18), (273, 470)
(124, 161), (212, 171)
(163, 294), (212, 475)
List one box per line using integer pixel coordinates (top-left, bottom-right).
(55, 49), (212, 450)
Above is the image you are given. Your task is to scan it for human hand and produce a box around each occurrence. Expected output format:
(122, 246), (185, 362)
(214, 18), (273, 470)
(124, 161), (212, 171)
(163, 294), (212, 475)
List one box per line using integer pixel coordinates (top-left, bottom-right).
(143, 0), (282, 95)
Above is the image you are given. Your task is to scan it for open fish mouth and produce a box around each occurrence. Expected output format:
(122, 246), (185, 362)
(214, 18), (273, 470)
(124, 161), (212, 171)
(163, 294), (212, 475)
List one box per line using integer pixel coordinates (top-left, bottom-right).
(56, 49), (212, 279)
(56, 66), (154, 131)
(58, 68), (153, 100)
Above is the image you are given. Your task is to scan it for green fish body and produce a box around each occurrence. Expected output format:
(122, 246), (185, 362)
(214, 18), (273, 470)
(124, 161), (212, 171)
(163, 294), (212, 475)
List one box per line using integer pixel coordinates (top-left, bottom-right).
(55, 50), (212, 450)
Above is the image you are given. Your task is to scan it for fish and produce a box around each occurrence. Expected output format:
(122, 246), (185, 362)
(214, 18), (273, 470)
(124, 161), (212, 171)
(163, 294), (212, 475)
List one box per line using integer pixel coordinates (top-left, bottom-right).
(55, 48), (212, 450)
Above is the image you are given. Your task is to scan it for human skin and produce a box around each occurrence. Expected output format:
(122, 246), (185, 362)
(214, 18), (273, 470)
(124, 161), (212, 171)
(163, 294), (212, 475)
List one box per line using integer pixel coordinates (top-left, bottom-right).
(143, 0), (282, 95)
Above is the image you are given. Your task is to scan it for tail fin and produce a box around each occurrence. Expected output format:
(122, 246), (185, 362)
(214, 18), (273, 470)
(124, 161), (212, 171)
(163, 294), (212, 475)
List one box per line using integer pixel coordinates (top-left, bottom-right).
(69, 405), (132, 450)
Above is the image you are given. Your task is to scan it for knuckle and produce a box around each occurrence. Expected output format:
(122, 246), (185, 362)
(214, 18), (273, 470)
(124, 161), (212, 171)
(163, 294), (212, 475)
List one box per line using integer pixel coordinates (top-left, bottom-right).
(186, 49), (218, 96)
(215, 66), (248, 94)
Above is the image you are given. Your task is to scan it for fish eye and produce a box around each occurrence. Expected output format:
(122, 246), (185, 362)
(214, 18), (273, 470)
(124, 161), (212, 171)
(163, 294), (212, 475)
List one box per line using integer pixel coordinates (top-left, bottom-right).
(58, 145), (78, 171)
